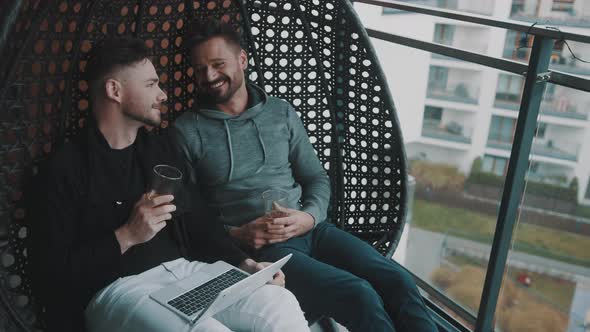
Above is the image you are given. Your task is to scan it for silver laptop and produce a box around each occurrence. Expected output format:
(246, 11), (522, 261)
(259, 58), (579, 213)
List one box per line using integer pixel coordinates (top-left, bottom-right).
(150, 254), (292, 324)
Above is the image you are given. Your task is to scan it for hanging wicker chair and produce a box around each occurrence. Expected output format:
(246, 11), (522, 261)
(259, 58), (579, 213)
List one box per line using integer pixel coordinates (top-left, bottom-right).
(0, 0), (409, 330)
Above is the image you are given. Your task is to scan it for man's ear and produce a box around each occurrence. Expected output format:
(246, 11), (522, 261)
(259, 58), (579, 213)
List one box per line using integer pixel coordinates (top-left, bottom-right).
(104, 78), (123, 104)
(239, 49), (248, 71)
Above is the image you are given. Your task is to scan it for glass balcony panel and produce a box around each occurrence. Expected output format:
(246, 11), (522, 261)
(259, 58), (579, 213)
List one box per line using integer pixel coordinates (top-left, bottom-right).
(354, 2), (590, 330)
(364, 30), (514, 328)
(493, 84), (590, 332)
(421, 108), (473, 144)
(427, 66), (480, 104)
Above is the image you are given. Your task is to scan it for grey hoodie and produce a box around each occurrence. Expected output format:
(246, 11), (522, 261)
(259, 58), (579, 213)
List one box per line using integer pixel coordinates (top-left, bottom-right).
(173, 84), (330, 227)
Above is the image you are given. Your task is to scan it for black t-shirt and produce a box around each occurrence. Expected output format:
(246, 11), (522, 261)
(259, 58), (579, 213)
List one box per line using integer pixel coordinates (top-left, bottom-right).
(99, 141), (181, 277)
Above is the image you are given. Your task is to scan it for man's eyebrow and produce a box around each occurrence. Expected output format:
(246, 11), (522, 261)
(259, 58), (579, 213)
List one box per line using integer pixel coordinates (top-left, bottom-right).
(145, 78), (159, 83)
(194, 58), (226, 66)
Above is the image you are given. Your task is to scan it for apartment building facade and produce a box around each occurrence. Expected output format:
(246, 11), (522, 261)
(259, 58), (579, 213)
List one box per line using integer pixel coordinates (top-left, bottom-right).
(355, 0), (590, 206)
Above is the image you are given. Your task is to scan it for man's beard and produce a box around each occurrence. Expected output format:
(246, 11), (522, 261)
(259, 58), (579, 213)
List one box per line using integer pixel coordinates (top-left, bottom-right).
(122, 105), (161, 127)
(196, 75), (241, 106)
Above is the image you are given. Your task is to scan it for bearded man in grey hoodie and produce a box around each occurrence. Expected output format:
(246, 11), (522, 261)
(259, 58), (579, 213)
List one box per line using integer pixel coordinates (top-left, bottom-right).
(173, 19), (437, 332)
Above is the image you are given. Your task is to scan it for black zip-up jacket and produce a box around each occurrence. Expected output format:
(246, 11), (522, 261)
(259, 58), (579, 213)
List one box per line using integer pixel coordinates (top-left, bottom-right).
(29, 122), (248, 332)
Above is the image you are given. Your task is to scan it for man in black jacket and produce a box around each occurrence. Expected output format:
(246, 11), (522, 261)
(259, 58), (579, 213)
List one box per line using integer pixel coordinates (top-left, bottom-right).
(30, 37), (308, 332)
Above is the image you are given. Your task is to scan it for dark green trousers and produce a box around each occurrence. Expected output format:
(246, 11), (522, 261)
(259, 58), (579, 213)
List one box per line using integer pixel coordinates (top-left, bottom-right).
(257, 222), (438, 332)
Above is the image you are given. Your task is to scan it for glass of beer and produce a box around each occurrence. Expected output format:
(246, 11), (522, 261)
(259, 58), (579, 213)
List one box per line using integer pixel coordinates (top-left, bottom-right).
(150, 164), (183, 197)
(261, 189), (289, 218)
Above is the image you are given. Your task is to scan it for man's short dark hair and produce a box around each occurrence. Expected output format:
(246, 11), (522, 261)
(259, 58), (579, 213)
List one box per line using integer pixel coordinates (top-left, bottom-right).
(184, 19), (242, 52)
(85, 37), (150, 96)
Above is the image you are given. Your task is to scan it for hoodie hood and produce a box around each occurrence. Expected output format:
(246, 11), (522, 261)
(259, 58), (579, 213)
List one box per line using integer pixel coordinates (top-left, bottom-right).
(193, 83), (269, 182)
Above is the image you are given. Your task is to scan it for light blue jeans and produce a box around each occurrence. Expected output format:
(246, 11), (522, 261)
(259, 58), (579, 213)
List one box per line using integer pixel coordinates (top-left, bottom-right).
(85, 258), (309, 332)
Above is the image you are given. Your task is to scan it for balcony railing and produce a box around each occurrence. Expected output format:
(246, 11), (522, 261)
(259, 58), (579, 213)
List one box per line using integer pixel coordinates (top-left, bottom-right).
(383, 0), (494, 16)
(510, 14), (590, 29)
(421, 119), (472, 143)
(532, 140), (580, 161)
(427, 84), (479, 104)
(356, 1), (590, 331)
(494, 97), (589, 120)
(487, 139), (580, 161)
(550, 63), (590, 76)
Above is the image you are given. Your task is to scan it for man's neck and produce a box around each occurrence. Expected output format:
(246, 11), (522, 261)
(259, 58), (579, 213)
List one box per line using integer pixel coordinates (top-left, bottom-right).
(216, 84), (248, 116)
(94, 104), (140, 150)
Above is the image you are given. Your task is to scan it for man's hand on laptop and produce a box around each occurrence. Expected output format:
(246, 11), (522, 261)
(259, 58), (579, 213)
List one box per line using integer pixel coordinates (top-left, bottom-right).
(239, 258), (286, 287)
(115, 192), (176, 254)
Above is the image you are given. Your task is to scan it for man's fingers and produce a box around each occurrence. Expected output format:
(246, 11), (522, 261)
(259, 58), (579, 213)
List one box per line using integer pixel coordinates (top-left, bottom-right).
(268, 270), (286, 286)
(152, 220), (167, 233)
(153, 204), (177, 216)
(149, 194), (174, 206)
(271, 216), (296, 226)
(153, 213), (173, 224)
(267, 237), (287, 244)
(266, 223), (285, 232)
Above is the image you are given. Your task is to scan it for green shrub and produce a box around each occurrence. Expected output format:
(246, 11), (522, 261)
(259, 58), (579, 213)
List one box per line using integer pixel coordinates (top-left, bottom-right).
(576, 204), (590, 219)
(409, 160), (466, 192)
(470, 157), (482, 174)
(569, 177), (578, 192)
(467, 170), (577, 201)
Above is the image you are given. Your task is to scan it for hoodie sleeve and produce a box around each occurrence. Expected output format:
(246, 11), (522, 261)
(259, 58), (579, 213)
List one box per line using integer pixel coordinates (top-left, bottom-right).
(171, 113), (203, 184)
(163, 129), (249, 266)
(286, 105), (331, 225)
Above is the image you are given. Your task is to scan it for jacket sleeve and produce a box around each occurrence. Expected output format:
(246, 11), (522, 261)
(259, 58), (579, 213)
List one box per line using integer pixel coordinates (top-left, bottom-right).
(29, 157), (123, 331)
(171, 113), (203, 184)
(286, 105), (331, 225)
(163, 128), (249, 267)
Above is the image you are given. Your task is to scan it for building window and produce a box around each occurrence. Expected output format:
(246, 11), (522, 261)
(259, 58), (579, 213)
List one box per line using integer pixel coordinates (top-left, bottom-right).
(586, 177), (590, 199)
(496, 74), (524, 103)
(535, 122), (547, 139)
(483, 155), (508, 176)
(510, 0), (525, 16)
(424, 106), (443, 121)
(488, 116), (516, 144)
(503, 31), (532, 60)
(428, 66), (448, 90)
(433, 24), (455, 45)
(552, 0), (575, 13)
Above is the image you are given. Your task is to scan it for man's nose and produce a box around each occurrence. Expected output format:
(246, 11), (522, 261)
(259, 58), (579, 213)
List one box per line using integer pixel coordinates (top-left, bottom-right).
(158, 87), (167, 102)
(206, 67), (218, 81)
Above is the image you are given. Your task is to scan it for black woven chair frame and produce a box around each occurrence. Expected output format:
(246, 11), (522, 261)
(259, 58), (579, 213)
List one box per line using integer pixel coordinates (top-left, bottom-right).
(0, 1), (408, 330)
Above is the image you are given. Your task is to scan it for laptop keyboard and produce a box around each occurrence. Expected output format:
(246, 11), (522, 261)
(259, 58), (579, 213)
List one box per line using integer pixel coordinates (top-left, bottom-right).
(167, 269), (249, 317)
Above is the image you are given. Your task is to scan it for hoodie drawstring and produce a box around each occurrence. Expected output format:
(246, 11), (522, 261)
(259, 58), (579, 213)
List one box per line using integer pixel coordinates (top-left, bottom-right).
(223, 120), (235, 182)
(223, 119), (267, 182)
(252, 119), (267, 175)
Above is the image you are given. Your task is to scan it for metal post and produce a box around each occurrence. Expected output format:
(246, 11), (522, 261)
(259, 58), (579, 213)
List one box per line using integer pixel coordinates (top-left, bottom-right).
(474, 36), (554, 332)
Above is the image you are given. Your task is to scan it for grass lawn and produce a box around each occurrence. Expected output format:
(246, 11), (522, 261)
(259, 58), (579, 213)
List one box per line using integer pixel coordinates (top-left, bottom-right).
(445, 255), (575, 311)
(431, 264), (569, 332)
(413, 199), (590, 268)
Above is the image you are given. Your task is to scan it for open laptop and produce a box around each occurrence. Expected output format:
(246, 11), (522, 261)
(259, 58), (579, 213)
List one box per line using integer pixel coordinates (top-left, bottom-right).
(150, 254), (292, 324)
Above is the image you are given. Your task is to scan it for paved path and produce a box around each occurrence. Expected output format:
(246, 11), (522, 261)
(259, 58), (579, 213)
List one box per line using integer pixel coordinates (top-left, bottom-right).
(405, 227), (590, 282)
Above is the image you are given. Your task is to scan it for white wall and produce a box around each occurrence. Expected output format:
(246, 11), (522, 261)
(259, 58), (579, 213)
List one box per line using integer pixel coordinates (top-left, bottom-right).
(355, 3), (435, 144)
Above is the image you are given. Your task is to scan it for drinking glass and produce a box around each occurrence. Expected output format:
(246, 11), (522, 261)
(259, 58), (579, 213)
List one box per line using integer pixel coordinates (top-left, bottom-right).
(261, 189), (288, 218)
(150, 164), (183, 197)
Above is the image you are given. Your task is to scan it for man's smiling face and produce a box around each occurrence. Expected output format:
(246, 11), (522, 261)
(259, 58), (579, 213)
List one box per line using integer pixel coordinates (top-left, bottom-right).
(190, 36), (247, 105)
